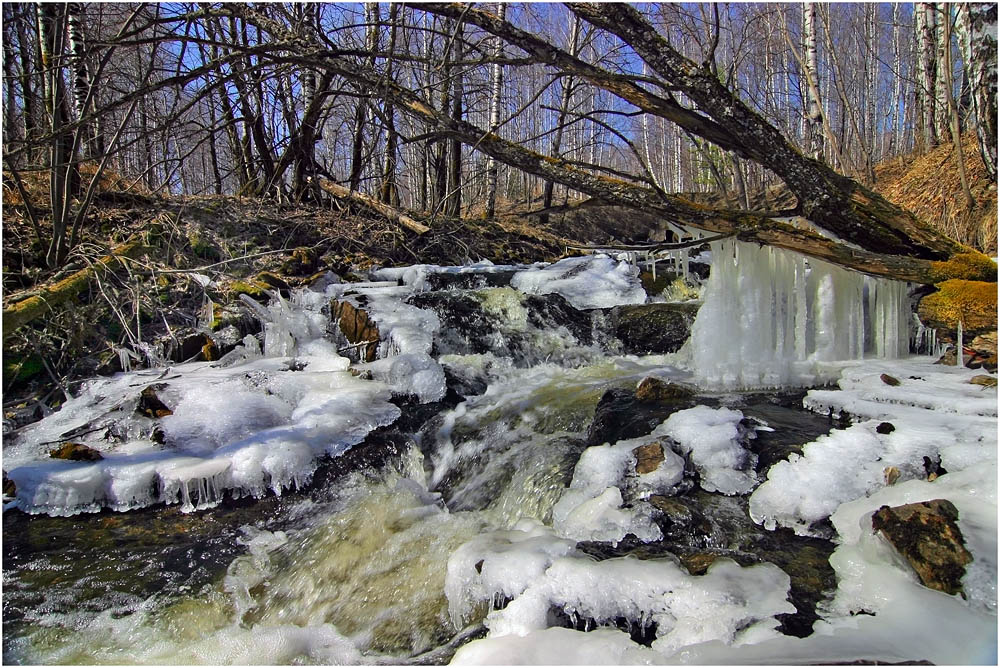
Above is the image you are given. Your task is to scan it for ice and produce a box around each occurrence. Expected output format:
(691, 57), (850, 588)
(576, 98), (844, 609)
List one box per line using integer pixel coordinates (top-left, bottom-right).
(653, 405), (757, 495)
(358, 353), (447, 403)
(445, 519), (578, 628)
(160, 382), (293, 455)
(510, 254), (647, 310)
(751, 359), (998, 535)
(5, 304), (402, 515)
(689, 238), (911, 389)
(480, 554), (793, 653)
(550, 434), (685, 545)
(451, 626), (657, 664)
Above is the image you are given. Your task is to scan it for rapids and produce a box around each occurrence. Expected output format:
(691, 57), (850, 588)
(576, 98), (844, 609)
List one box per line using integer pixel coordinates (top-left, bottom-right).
(3, 245), (996, 665)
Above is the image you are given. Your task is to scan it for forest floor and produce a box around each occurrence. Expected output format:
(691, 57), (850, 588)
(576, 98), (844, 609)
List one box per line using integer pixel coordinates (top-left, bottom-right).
(2, 138), (997, 424)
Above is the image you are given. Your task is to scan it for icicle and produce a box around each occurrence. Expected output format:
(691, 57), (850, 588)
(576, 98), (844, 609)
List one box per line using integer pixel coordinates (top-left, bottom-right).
(690, 239), (911, 390)
(957, 319), (964, 366)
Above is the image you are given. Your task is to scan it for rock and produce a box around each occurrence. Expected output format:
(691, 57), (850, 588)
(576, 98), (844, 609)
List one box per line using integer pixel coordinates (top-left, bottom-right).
(970, 374), (998, 387)
(610, 302), (701, 354)
(49, 442), (103, 461)
(970, 331), (997, 357)
(635, 376), (696, 402)
(632, 441), (665, 474)
(3, 472), (15, 497)
(922, 456), (947, 481)
(880, 373), (901, 386)
(586, 387), (695, 447)
(883, 466), (901, 486)
(917, 280), (997, 336)
(331, 299), (380, 362)
(871, 499), (972, 595)
(137, 384), (173, 418)
(876, 422), (896, 434)
(679, 552), (719, 576)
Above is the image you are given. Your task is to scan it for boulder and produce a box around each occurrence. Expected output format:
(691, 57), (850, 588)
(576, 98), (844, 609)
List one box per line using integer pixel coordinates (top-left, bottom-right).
(49, 442), (103, 461)
(331, 299), (380, 362)
(632, 441), (666, 475)
(970, 374), (997, 387)
(611, 303), (700, 354)
(635, 377), (696, 403)
(871, 499), (973, 595)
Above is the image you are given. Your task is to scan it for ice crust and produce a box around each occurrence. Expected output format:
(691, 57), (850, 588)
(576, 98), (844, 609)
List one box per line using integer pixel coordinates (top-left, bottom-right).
(510, 254), (647, 310)
(4, 285), (427, 516)
(550, 434), (685, 545)
(653, 405), (758, 495)
(750, 359), (998, 535)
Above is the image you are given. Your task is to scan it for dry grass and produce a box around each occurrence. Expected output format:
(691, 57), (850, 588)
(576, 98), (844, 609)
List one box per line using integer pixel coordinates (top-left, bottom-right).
(875, 134), (998, 254)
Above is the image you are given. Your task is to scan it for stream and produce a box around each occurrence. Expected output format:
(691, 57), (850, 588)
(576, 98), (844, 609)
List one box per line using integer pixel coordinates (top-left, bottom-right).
(3, 241), (996, 664)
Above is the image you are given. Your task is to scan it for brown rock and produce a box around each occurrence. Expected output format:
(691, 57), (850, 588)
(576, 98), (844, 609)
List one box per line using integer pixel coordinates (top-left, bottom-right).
(970, 375), (998, 387)
(632, 441), (666, 475)
(49, 442), (104, 461)
(331, 299), (380, 362)
(970, 331), (997, 358)
(635, 376), (696, 402)
(871, 499), (973, 595)
(680, 552), (719, 576)
(138, 384), (173, 418)
(3, 472), (15, 497)
(880, 373), (901, 386)
(883, 466), (901, 486)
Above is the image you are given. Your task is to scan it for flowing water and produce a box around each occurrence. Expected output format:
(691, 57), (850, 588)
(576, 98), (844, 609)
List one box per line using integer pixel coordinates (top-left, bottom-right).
(6, 244), (979, 665)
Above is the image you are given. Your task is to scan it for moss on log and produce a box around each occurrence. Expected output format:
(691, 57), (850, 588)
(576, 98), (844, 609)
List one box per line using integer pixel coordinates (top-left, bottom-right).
(3, 240), (148, 337)
(918, 279), (998, 334)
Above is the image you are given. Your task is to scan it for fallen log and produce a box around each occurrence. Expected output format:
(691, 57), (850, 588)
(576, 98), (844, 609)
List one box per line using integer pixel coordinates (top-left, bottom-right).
(3, 240), (148, 337)
(316, 178), (430, 235)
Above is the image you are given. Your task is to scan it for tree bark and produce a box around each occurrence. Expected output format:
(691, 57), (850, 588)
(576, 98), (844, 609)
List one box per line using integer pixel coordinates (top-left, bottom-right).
(484, 2), (507, 219)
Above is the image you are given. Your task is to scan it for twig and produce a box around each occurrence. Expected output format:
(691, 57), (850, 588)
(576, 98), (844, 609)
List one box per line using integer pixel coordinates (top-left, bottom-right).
(566, 232), (731, 253)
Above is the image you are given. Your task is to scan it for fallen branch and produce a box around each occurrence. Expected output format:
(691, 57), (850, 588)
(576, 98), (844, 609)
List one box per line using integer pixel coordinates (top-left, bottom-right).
(3, 240), (149, 338)
(317, 178), (431, 235)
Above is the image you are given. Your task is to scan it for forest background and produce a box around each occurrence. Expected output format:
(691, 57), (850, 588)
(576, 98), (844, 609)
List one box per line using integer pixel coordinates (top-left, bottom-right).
(1, 2), (997, 418)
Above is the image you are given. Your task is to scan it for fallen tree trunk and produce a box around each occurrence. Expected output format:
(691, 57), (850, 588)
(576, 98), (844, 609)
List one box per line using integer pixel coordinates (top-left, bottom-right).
(3, 240), (148, 337)
(317, 178), (430, 235)
(222, 4), (994, 285)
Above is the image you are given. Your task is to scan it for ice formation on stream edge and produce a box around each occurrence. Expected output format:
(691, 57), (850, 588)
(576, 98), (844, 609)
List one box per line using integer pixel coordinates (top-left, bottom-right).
(690, 238), (911, 389)
(447, 358), (997, 665)
(2, 255), (647, 517)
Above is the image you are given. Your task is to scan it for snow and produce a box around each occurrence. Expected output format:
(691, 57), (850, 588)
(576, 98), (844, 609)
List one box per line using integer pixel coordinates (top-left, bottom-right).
(653, 405), (758, 495)
(550, 434), (685, 545)
(510, 254), (647, 310)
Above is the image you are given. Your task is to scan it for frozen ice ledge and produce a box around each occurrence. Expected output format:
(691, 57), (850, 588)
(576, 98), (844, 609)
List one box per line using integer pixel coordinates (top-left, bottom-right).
(3, 247), (915, 516)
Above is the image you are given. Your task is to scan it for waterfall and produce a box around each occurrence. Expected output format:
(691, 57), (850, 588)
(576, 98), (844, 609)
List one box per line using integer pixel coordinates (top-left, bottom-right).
(690, 238), (911, 390)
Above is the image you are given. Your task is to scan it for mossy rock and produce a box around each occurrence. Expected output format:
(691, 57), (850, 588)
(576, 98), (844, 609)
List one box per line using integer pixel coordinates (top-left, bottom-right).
(279, 247), (319, 276)
(917, 280), (998, 335)
(929, 253), (998, 283)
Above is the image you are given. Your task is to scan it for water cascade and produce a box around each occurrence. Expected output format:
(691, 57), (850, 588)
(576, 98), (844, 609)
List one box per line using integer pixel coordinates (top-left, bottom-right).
(3, 250), (996, 665)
